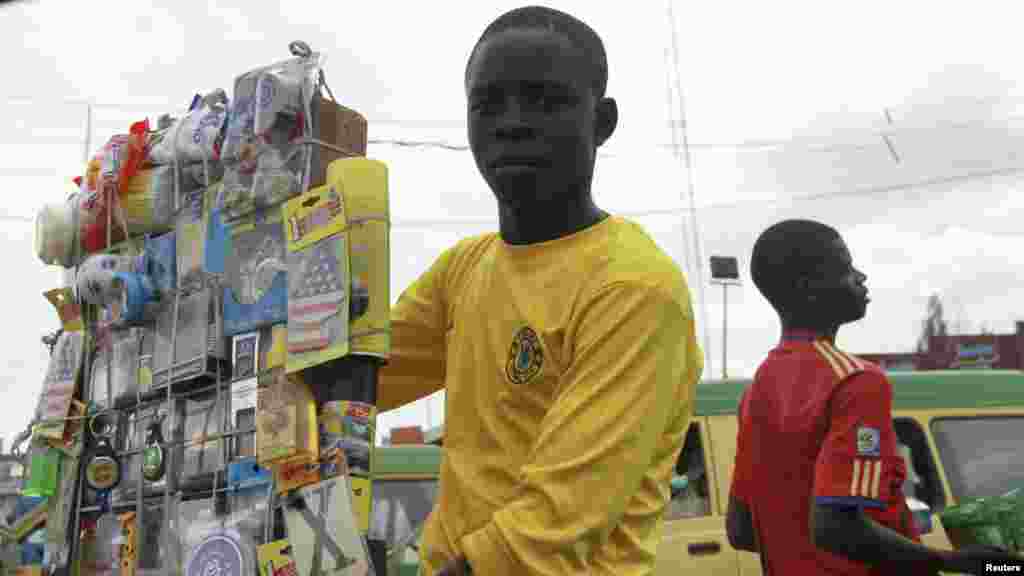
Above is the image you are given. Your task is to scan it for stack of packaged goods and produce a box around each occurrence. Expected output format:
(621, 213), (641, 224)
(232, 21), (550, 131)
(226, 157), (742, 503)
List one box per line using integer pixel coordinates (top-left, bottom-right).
(20, 41), (388, 576)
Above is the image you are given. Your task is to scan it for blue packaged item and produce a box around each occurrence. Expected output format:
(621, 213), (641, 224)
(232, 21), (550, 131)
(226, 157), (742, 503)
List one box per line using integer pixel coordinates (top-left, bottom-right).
(222, 205), (288, 336)
(114, 272), (156, 325)
(227, 457), (272, 490)
(143, 231), (177, 297)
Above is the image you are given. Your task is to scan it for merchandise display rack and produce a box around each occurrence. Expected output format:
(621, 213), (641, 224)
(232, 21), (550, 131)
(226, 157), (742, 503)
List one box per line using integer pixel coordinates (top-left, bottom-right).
(18, 42), (386, 574)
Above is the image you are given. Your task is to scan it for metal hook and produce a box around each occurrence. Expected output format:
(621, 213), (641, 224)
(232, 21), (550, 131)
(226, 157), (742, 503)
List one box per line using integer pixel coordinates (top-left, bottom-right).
(89, 412), (115, 439)
(288, 41), (313, 58)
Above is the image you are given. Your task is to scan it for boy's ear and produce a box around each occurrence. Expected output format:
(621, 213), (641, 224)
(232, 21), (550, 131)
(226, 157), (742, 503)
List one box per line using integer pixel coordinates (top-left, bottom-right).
(595, 97), (618, 147)
(794, 276), (817, 302)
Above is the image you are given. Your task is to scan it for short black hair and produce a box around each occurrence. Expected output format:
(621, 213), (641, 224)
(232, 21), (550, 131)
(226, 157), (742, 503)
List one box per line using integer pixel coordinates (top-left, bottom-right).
(750, 219), (842, 314)
(465, 5), (608, 99)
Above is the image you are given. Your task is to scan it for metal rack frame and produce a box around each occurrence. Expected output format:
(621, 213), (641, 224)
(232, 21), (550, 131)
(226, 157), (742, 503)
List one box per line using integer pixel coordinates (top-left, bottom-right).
(57, 129), (382, 576)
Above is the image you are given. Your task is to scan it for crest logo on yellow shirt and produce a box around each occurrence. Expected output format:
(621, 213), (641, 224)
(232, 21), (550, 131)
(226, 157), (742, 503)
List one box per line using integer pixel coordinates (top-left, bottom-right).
(506, 326), (544, 385)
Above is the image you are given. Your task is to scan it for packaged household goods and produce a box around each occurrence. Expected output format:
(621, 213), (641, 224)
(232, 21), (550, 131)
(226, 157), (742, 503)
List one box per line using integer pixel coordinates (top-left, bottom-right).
(147, 90), (229, 166)
(75, 253), (138, 308)
(223, 207), (288, 336)
(33, 331), (85, 441)
(230, 328), (283, 460)
(77, 124), (150, 254)
(89, 326), (142, 407)
(176, 182), (220, 290)
(220, 51), (323, 223)
(319, 400), (376, 533)
(283, 477), (374, 576)
(35, 199), (78, 268)
(255, 368), (318, 467)
(326, 157), (390, 358)
(257, 539), (298, 576)
(283, 184), (349, 373)
(44, 287), (83, 332)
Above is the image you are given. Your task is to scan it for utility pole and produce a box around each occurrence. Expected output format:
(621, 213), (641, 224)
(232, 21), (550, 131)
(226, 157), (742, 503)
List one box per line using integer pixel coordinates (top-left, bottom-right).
(710, 256), (741, 380)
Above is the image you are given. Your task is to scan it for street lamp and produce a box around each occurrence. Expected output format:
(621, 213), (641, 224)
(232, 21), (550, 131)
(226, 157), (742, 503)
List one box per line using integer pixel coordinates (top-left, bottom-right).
(710, 256), (741, 380)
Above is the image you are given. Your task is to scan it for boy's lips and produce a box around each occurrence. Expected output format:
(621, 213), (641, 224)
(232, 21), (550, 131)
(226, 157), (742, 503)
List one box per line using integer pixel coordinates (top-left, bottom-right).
(491, 156), (546, 169)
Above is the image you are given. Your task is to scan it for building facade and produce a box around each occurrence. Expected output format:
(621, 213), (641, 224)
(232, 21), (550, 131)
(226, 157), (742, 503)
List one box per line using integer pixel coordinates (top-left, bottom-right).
(857, 321), (1024, 372)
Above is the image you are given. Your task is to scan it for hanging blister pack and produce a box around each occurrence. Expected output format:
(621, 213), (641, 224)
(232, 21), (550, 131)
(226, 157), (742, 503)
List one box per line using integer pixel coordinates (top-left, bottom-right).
(221, 49), (323, 223)
(283, 185), (350, 373)
(283, 477), (374, 576)
(223, 208), (288, 337)
(34, 331), (85, 441)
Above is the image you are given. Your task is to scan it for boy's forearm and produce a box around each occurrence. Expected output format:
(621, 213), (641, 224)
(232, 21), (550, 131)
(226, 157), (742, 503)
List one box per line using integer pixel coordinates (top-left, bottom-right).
(813, 506), (948, 572)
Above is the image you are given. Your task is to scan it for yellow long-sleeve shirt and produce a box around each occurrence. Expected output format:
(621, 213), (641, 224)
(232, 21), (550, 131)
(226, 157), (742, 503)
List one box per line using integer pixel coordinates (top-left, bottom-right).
(378, 215), (703, 576)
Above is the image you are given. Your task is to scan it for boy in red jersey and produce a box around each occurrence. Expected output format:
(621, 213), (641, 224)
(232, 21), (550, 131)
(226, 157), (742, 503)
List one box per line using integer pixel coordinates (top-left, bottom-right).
(726, 219), (1019, 575)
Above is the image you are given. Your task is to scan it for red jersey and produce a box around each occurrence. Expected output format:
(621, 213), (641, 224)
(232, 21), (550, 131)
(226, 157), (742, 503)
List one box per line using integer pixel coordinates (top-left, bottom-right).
(730, 333), (919, 576)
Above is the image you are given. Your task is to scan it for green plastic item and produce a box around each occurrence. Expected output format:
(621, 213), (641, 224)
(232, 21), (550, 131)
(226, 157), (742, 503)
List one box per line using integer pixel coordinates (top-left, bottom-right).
(941, 489), (1024, 552)
(996, 488), (1024, 553)
(22, 448), (61, 498)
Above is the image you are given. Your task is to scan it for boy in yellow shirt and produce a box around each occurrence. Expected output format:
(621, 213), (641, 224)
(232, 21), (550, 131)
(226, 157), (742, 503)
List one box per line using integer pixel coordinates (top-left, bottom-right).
(378, 6), (704, 575)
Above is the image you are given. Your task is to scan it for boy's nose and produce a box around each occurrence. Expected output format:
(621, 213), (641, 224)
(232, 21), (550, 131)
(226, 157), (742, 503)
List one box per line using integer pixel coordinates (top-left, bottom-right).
(495, 106), (534, 140)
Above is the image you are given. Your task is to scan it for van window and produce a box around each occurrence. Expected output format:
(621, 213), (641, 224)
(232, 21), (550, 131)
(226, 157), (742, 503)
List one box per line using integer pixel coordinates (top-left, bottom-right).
(371, 479), (439, 551)
(665, 423), (710, 520)
(931, 416), (1024, 501)
(892, 418), (946, 512)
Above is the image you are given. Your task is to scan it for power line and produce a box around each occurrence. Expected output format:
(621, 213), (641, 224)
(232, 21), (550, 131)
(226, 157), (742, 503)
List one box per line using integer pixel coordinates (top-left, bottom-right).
(4, 95), (1024, 153)
(4, 162), (1023, 227)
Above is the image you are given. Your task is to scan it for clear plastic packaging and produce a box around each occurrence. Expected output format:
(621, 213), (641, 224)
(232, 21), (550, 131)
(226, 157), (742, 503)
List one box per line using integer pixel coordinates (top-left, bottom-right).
(89, 327), (142, 408)
(178, 496), (261, 576)
(35, 199), (78, 268)
(181, 391), (227, 480)
(220, 52), (323, 222)
(148, 90), (229, 166)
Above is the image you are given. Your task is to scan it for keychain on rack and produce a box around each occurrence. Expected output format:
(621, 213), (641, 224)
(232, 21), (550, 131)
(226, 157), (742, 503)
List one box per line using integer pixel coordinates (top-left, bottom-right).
(142, 410), (167, 482)
(84, 412), (121, 510)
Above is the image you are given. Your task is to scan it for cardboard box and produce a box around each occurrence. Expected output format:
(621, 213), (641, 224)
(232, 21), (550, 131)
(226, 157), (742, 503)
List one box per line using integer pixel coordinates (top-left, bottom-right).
(309, 97), (368, 189)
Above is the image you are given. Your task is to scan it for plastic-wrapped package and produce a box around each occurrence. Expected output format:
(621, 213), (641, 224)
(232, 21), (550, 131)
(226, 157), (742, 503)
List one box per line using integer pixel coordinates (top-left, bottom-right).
(220, 51), (323, 222)
(35, 198), (79, 268)
(178, 497), (259, 576)
(89, 327), (143, 408)
(78, 123), (150, 254)
(117, 402), (173, 501)
(227, 459), (274, 557)
(181, 391), (227, 481)
(76, 254), (138, 308)
(148, 91), (229, 166)
(79, 512), (121, 576)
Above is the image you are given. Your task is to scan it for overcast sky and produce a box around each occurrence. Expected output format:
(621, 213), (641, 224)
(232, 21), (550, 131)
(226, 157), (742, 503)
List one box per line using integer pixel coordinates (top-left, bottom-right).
(2, 0), (1023, 445)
